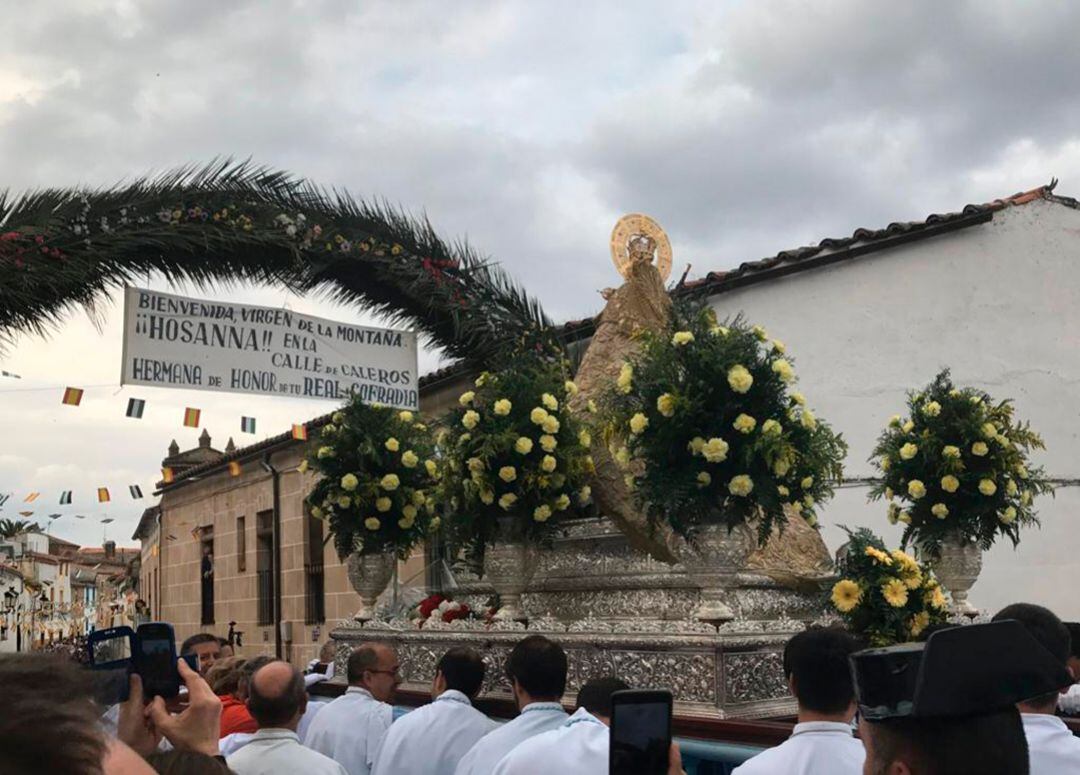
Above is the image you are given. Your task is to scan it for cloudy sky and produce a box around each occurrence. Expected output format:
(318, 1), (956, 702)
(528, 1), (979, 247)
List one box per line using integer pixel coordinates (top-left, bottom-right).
(3, 0), (1080, 547)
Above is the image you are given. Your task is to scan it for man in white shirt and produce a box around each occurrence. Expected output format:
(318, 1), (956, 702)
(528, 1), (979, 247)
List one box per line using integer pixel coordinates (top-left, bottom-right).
(373, 646), (497, 775)
(992, 603), (1080, 774)
(733, 627), (864, 775)
(304, 643), (398, 775)
(492, 676), (628, 774)
(225, 660), (346, 775)
(456, 635), (570, 775)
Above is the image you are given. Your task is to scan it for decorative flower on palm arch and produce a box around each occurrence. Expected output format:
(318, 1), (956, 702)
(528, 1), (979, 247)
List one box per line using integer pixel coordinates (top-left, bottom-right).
(303, 394), (438, 559)
(0, 160), (551, 366)
(602, 299), (847, 542)
(869, 369), (1053, 556)
(439, 345), (594, 564)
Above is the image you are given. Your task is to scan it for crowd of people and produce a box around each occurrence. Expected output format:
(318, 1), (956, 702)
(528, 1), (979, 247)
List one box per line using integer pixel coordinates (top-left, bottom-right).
(0, 601), (1077, 774)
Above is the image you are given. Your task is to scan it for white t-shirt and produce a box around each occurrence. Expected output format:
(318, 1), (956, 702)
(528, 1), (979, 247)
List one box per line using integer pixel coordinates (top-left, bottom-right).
(731, 720), (864, 775)
(492, 708), (608, 775)
(304, 686), (393, 775)
(455, 701), (568, 775)
(1022, 713), (1080, 775)
(226, 728), (346, 775)
(373, 689), (497, 775)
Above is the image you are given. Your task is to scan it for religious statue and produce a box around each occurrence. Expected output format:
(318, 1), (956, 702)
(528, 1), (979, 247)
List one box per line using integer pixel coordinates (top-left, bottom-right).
(571, 214), (834, 584)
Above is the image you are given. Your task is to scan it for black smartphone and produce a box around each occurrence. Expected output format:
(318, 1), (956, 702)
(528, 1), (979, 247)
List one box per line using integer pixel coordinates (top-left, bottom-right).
(134, 622), (182, 699)
(87, 626), (136, 704)
(609, 689), (673, 775)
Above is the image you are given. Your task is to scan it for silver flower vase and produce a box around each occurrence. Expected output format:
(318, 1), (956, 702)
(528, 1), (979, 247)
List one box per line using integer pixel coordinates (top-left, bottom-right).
(926, 533), (983, 618)
(678, 521), (757, 626)
(484, 515), (538, 622)
(346, 552), (396, 622)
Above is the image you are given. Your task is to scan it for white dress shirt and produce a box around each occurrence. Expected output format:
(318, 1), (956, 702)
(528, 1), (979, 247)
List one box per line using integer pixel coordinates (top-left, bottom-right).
(219, 699), (327, 756)
(730, 720), (864, 775)
(225, 728), (347, 775)
(373, 689), (497, 775)
(455, 701), (569, 775)
(492, 707), (608, 775)
(304, 686), (394, 775)
(1022, 713), (1080, 774)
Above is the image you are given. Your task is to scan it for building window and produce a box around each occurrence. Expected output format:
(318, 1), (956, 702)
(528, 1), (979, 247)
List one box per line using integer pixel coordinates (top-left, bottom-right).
(304, 508), (325, 625)
(200, 529), (215, 626)
(256, 510), (274, 626)
(236, 516), (246, 573)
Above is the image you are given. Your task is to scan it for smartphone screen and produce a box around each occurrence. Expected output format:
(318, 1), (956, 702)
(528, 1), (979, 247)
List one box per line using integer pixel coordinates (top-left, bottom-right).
(135, 623), (180, 699)
(87, 627), (136, 705)
(90, 632), (131, 666)
(610, 690), (672, 775)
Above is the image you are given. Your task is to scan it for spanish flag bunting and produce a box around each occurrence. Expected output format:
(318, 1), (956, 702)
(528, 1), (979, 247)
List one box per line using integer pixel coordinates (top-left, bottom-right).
(162, 467), (175, 484)
(291, 424), (308, 440)
(183, 407), (201, 428)
(97, 487), (111, 503)
(228, 461), (242, 477)
(24, 492), (39, 503)
(62, 387), (84, 406)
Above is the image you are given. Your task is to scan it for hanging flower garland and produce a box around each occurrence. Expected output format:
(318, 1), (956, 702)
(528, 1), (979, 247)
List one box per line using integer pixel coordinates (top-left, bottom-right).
(303, 393), (439, 559)
(602, 300), (847, 542)
(869, 370), (1053, 556)
(830, 527), (948, 646)
(440, 345), (594, 562)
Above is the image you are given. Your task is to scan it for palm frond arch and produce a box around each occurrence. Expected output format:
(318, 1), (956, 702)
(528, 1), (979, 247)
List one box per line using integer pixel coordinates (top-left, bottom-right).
(0, 160), (554, 366)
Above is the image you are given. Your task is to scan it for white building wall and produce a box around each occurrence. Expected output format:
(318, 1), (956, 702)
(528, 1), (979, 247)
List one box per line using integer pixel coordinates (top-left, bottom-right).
(708, 198), (1080, 621)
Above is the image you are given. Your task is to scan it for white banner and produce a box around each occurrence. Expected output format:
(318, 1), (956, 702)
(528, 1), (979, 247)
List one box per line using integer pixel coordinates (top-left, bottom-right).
(121, 287), (419, 409)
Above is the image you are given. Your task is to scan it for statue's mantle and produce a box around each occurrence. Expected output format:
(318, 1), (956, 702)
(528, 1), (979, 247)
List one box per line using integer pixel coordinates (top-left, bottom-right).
(331, 517), (833, 718)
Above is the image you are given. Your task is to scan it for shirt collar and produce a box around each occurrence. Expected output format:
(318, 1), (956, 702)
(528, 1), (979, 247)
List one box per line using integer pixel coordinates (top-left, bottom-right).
(346, 686), (375, 700)
(251, 728), (299, 743)
(791, 721), (856, 737)
(565, 707), (605, 727)
(1021, 713), (1071, 733)
(435, 689), (472, 706)
(521, 702), (566, 715)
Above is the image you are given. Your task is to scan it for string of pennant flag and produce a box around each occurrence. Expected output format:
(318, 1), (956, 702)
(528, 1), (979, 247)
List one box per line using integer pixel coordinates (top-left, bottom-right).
(1, 386), (313, 515)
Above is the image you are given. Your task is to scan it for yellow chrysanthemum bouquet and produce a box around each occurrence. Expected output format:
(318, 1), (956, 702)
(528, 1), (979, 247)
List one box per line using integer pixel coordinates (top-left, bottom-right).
(303, 393), (438, 559)
(603, 300), (847, 541)
(831, 527), (948, 646)
(869, 369), (1053, 557)
(440, 345), (594, 562)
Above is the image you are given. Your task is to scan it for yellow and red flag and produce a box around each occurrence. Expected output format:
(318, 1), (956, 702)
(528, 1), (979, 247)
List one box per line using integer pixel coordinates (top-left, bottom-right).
(183, 407), (201, 428)
(24, 492), (40, 503)
(161, 467), (175, 484)
(97, 487), (110, 503)
(228, 461), (241, 477)
(291, 424), (308, 440)
(62, 387), (84, 406)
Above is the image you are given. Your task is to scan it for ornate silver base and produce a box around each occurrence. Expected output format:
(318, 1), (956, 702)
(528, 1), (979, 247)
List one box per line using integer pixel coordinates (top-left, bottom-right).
(330, 616), (801, 719)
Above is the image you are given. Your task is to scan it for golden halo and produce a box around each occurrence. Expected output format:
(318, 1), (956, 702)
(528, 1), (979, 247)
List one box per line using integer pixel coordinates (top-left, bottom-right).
(609, 213), (672, 282)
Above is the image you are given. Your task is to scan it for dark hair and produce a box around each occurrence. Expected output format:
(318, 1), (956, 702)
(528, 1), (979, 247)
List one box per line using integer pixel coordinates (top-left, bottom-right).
(437, 647), (486, 698)
(216, 637), (230, 648)
(576, 677), (630, 718)
(347, 645), (382, 685)
(1065, 622), (1080, 660)
(993, 603), (1071, 705)
(180, 633), (220, 655)
(0, 654), (107, 775)
(506, 635), (567, 700)
(247, 663), (307, 728)
(145, 750), (233, 774)
(866, 708), (1028, 775)
(783, 627), (859, 714)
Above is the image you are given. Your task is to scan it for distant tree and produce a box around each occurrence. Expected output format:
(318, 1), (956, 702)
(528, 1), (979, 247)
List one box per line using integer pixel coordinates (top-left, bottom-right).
(0, 519), (41, 538)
